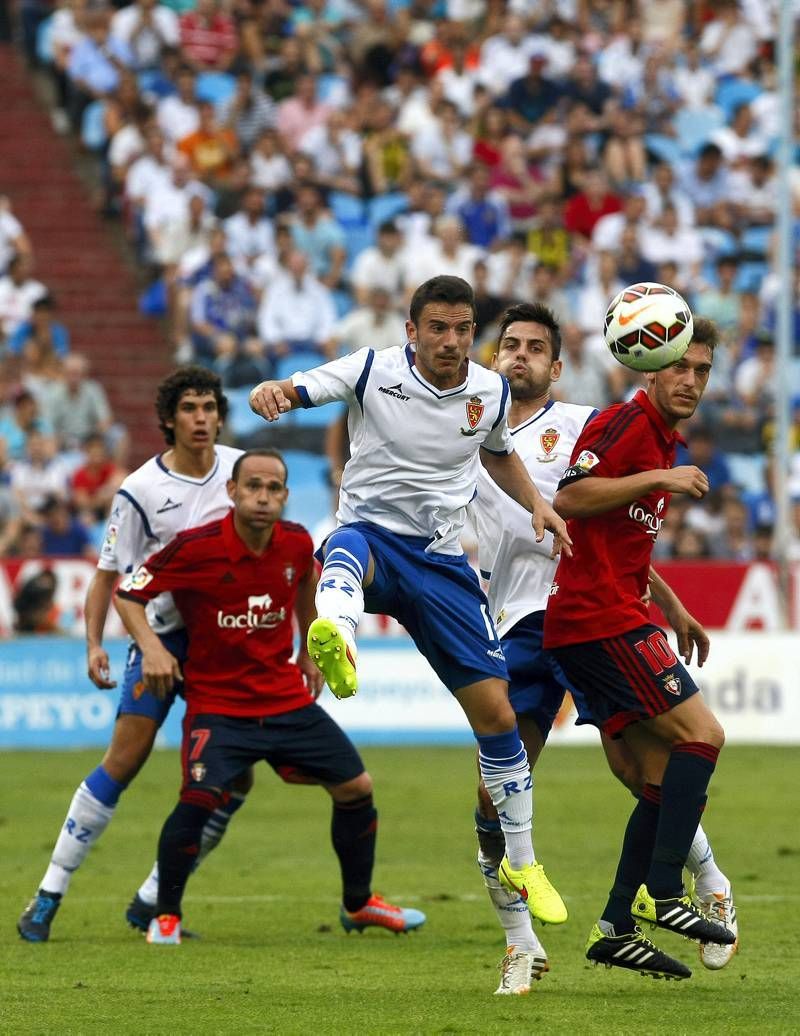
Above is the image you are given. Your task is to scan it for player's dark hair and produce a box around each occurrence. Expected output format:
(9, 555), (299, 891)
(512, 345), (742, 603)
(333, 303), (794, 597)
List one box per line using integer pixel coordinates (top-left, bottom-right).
(409, 275), (477, 325)
(155, 366), (228, 445)
(231, 448), (288, 484)
(498, 302), (562, 361)
(691, 317), (718, 354)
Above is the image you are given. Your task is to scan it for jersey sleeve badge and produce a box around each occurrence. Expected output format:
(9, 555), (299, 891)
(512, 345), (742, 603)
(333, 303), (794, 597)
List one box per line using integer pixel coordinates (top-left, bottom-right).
(461, 395), (484, 436)
(575, 449), (600, 472)
(120, 566), (154, 592)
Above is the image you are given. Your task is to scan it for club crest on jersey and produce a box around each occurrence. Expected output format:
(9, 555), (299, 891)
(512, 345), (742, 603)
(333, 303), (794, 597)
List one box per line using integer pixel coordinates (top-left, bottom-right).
(284, 564), (295, 584)
(190, 762), (206, 782)
(537, 428), (560, 462)
(663, 674), (681, 696)
(460, 396), (484, 436)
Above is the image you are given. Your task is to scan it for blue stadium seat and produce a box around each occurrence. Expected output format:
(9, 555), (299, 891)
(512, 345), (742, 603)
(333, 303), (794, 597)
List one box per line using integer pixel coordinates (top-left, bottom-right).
(225, 387), (265, 439)
(644, 134), (682, 167)
(344, 224), (375, 271)
(735, 261), (768, 294)
(726, 453), (766, 494)
(195, 72), (236, 105)
(333, 290), (354, 319)
(741, 225), (772, 258)
(715, 77), (762, 121)
(36, 15), (54, 63)
(368, 192), (409, 228)
(274, 352), (325, 382)
(81, 101), (107, 151)
(673, 106), (725, 156)
(329, 192), (366, 228)
(282, 450), (331, 529)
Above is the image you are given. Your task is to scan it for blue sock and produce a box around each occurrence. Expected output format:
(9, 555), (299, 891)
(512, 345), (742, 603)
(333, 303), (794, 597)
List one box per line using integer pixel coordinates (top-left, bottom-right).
(84, 766), (127, 807)
(323, 527), (371, 581)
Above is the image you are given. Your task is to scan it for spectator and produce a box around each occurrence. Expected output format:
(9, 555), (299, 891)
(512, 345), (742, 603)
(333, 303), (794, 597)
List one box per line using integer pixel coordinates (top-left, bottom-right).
(177, 100), (239, 187)
(330, 286), (405, 355)
(144, 154), (210, 264)
(640, 205), (704, 292)
(350, 220), (406, 307)
(43, 353), (113, 452)
(671, 526), (711, 560)
(224, 186), (276, 271)
(0, 435), (22, 557)
(299, 108), (363, 196)
(179, 0), (238, 73)
(576, 250), (624, 335)
(502, 50), (562, 135)
(219, 69), (276, 154)
(0, 254), (47, 341)
(525, 197), (572, 277)
(563, 169), (622, 244)
(488, 134), (548, 227)
(156, 64), (199, 144)
(38, 496), (96, 559)
(471, 258), (508, 344)
(712, 103), (769, 166)
(11, 431), (70, 521)
(675, 425), (733, 493)
(257, 249), (337, 360)
(485, 234), (535, 303)
(699, 0), (757, 77)
(670, 41), (715, 110)
(13, 566), (60, 633)
(71, 432), (128, 523)
(249, 128), (293, 193)
(402, 214), (482, 294)
(189, 252), (261, 380)
(601, 107), (647, 187)
(290, 184), (347, 290)
(679, 142), (737, 231)
(0, 388), (53, 461)
(276, 73), (333, 153)
(411, 100), (473, 183)
(616, 224), (658, 285)
(0, 197), (32, 276)
(734, 331), (776, 414)
(448, 164), (511, 248)
(592, 185), (648, 253)
(552, 323), (620, 410)
(124, 124), (171, 219)
(478, 13), (534, 98)
(561, 53), (614, 135)
(66, 7), (134, 129)
(111, 0), (180, 72)
(7, 295), (70, 361)
(694, 256), (743, 334)
(641, 160), (695, 228)
(731, 154), (776, 227)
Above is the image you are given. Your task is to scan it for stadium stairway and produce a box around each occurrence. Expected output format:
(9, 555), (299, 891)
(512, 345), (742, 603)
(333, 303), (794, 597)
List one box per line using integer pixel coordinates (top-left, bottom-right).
(0, 44), (171, 464)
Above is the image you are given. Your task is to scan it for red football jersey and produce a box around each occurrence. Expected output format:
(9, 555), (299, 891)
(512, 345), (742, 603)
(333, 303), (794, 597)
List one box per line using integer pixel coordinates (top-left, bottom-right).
(544, 389), (685, 648)
(118, 512), (315, 717)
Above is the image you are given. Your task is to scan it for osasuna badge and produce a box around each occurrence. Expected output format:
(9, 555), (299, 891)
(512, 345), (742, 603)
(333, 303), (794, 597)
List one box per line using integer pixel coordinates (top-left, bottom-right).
(461, 396), (484, 436)
(663, 675), (681, 696)
(538, 427), (560, 462)
(190, 762), (207, 781)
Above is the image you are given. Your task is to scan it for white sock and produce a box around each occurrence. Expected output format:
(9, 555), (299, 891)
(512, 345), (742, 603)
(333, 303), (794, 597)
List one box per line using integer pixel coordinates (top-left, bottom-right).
(40, 783), (115, 896)
(686, 822), (729, 898)
(478, 746), (533, 870)
(316, 549), (365, 645)
(137, 862), (160, 907)
(478, 849), (544, 954)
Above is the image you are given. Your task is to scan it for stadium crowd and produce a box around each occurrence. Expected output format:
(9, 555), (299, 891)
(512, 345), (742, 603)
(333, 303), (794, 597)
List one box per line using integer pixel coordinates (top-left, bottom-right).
(2, 0), (800, 629)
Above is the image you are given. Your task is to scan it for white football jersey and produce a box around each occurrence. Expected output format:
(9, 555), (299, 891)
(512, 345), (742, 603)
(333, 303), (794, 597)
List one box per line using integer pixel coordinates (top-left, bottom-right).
(98, 444), (241, 632)
(293, 345), (513, 554)
(473, 400), (596, 636)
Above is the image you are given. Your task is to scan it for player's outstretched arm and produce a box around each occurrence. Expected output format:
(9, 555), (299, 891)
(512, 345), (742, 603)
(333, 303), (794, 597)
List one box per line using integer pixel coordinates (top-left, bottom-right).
(648, 566), (710, 667)
(294, 564), (324, 698)
(249, 378), (301, 422)
(85, 568), (120, 689)
(114, 593), (183, 697)
(555, 465), (709, 519)
(480, 447), (573, 556)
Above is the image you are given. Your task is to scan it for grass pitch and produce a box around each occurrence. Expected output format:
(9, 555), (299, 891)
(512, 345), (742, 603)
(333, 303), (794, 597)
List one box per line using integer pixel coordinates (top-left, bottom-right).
(2, 745), (798, 1035)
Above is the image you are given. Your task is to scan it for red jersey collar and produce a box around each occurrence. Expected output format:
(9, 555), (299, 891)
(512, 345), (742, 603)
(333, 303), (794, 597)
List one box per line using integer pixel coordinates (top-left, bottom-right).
(221, 509), (281, 561)
(633, 389), (687, 448)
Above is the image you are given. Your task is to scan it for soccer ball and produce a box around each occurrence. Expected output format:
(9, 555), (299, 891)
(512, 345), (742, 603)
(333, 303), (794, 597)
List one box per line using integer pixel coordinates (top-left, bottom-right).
(604, 282), (694, 372)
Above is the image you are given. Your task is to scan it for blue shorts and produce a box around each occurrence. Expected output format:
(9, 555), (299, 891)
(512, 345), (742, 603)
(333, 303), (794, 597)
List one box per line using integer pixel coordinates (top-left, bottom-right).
(328, 522), (508, 693)
(550, 623), (700, 739)
(181, 703), (365, 792)
(117, 628), (189, 725)
(502, 611), (594, 739)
